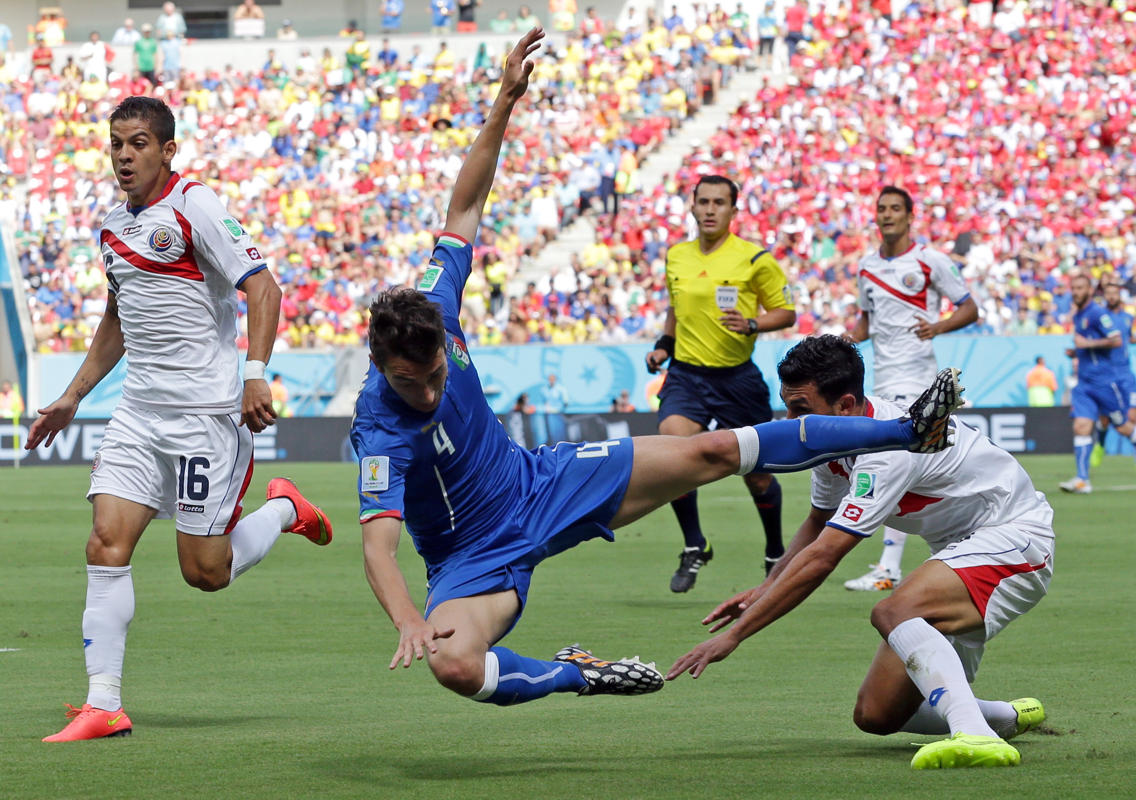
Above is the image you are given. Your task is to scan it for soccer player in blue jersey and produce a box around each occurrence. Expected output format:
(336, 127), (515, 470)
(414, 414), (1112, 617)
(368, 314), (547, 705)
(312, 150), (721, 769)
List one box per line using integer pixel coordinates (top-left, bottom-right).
(1060, 273), (1136, 494)
(1097, 279), (1136, 451)
(350, 28), (965, 707)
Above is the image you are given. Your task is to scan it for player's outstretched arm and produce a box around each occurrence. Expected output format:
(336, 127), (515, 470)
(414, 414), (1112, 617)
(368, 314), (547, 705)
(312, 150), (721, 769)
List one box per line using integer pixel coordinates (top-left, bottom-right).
(362, 516), (455, 669)
(25, 295), (126, 450)
(238, 269), (283, 432)
(667, 527), (858, 680)
(703, 506), (832, 632)
(443, 26), (544, 243)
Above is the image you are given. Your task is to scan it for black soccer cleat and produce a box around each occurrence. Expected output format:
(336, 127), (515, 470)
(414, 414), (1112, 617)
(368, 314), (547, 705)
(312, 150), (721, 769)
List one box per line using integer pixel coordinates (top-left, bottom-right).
(554, 645), (664, 696)
(904, 367), (965, 454)
(670, 542), (713, 593)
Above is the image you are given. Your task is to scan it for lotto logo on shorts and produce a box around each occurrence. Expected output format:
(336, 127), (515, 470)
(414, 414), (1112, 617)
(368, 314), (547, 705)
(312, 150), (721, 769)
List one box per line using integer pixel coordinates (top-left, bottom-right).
(246, 247), (262, 261)
(177, 502), (205, 513)
(842, 504), (864, 522)
(149, 226), (175, 252)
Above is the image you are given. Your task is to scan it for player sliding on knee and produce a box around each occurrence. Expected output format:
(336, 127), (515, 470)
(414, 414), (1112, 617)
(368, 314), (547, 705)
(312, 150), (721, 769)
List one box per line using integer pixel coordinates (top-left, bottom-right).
(667, 335), (1053, 769)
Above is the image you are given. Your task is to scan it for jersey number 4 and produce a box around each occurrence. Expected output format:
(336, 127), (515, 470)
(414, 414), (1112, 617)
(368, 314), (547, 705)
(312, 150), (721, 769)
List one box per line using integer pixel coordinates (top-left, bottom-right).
(432, 423), (456, 457)
(576, 440), (621, 459)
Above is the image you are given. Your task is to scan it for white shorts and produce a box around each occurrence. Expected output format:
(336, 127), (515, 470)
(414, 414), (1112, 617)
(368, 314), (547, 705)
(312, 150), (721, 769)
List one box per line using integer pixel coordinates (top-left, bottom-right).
(89, 404), (254, 536)
(929, 516), (1055, 681)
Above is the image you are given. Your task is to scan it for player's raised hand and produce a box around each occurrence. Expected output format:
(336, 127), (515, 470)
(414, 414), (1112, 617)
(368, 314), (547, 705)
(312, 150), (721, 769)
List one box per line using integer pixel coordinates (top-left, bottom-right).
(666, 633), (739, 680)
(499, 26), (544, 103)
(240, 379), (277, 433)
(24, 396), (79, 450)
(703, 586), (761, 633)
(390, 618), (455, 670)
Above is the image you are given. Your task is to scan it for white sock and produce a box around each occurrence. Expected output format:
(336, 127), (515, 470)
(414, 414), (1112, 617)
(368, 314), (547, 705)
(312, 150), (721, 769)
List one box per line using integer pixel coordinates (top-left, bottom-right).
(901, 698), (1019, 738)
(83, 565), (134, 711)
(886, 617), (997, 737)
(229, 502), (288, 582)
(732, 426), (761, 475)
(879, 528), (906, 574)
(471, 650), (500, 701)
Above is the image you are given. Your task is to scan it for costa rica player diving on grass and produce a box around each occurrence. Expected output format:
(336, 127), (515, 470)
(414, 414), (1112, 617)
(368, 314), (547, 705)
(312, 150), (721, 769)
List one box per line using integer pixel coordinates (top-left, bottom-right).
(351, 27), (966, 706)
(667, 335), (1053, 769)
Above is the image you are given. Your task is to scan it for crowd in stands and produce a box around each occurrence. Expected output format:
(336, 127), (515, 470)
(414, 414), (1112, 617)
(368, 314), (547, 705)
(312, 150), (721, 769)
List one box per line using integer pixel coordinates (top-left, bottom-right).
(3, 0), (1135, 353)
(545, 0), (1136, 342)
(2, 3), (751, 352)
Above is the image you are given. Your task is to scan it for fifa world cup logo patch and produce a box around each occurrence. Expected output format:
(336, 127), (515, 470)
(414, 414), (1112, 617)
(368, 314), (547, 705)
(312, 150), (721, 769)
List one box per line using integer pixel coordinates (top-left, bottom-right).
(149, 226), (175, 252)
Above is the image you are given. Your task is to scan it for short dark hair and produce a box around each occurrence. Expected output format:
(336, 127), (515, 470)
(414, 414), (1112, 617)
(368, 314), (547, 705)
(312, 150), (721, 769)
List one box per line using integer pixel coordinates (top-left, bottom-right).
(877, 185), (913, 214)
(368, 287), (446, 367)
(109, 96), (176, 144)
(777, 334), (865, 404)
(693, 175), (738, 207)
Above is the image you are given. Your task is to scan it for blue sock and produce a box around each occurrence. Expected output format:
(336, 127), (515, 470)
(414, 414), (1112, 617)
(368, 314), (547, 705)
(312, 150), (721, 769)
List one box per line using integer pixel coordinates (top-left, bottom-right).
(472, 647), (586, 706)
(745, 416), (916, 474)
(1074, 435), (1093, 481)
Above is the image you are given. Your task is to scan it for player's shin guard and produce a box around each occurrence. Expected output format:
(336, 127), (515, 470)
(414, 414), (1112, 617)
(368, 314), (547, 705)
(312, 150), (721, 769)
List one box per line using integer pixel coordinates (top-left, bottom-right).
(1074, 435), (1094, 481)
(733, 416), (916, 475)
(471, 647), (587, 706)
(887, 618), (997, 738)
(82, 565), (134, 711)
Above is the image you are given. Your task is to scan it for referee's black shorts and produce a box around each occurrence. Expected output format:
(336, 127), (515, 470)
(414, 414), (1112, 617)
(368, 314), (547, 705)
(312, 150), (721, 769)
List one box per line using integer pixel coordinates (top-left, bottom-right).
(657, 359), (773, 430)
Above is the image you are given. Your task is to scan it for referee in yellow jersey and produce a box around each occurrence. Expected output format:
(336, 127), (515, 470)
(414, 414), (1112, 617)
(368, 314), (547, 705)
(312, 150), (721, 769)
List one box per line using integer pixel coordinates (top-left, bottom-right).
(647, 175), (796, 592)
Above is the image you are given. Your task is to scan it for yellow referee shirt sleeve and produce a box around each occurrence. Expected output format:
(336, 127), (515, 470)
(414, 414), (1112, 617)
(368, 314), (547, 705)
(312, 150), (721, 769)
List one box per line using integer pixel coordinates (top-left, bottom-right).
(750, 251), (794, 312)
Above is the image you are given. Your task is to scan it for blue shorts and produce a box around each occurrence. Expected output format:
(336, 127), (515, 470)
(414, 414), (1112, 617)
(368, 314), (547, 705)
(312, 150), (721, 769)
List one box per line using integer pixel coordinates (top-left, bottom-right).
(658, 359), (773, 430)
(1119, 371), (1136, 412)
(423, 438), (635, 622)
(1071, 377), (1127, 425)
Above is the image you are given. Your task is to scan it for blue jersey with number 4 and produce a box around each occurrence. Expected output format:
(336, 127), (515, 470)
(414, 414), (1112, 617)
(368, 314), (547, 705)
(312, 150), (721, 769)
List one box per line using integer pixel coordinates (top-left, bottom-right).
(350, 235), (632, 587)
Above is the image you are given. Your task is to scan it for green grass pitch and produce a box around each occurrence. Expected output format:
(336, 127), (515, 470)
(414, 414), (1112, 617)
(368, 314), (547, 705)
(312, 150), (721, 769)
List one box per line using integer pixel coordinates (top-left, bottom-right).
(1, 455), (1133, 799)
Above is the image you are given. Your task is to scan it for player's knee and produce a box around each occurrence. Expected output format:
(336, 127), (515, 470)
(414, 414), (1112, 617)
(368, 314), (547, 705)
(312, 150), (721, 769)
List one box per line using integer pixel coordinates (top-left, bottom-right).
(853, 696), (900, 735)
(179, 563), (230, 592)
(429, 653), (484, 697)
(693, 431), (738, 475)
(86, 522), (129, 565)
(869, 598), (904, 638)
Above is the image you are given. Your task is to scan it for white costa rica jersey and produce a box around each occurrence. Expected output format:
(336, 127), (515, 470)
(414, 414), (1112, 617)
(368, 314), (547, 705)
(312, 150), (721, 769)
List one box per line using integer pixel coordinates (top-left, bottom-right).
(811, 396), (1053, 553)
(99, 173), (267, 413)
(857, 244), (970, 396)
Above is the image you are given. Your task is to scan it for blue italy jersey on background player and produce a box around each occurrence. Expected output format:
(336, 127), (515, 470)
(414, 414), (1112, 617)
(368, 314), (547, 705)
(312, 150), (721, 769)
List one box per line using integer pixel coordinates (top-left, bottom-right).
(350, 235), (634, 616)
(1106, 305), (1135, 407)
(1071, 300), (1125, 423)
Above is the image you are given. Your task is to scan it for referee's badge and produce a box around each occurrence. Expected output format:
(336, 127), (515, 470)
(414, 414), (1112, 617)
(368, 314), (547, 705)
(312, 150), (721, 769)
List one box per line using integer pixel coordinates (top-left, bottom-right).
(716, 285), (739, 310)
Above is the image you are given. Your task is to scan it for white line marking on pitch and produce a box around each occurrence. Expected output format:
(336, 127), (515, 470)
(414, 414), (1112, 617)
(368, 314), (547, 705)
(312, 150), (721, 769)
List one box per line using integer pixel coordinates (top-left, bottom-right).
(0, 648), (22, 653)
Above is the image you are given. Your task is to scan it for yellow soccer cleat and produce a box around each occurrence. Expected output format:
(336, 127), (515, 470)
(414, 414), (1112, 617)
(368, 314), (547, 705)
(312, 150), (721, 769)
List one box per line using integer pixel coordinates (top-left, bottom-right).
(911, 732), (1020, 769)
(1009, 697), (1046, 738)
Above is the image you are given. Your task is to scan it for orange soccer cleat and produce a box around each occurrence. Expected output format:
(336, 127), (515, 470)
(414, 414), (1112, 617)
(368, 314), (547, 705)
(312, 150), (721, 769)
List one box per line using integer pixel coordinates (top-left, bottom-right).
(266, 478), (333, 545)
(42, 704), (132, 742)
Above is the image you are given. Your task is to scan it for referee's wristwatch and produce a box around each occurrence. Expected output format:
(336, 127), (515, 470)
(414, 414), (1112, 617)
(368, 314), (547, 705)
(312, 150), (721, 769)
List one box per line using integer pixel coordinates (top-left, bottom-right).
(747, 318), (759, 335)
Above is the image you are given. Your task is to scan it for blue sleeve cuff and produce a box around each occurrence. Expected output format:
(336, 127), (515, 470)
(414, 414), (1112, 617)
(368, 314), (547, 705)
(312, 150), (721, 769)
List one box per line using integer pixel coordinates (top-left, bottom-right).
(827, 521), (872, 538)
(235, 263), (267, 289)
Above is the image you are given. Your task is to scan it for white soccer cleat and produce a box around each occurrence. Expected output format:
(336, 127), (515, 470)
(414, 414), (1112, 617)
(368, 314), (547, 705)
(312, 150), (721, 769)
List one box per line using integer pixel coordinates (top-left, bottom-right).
(1058, 478), (1092, 495)
(843, 563), (900, 591)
